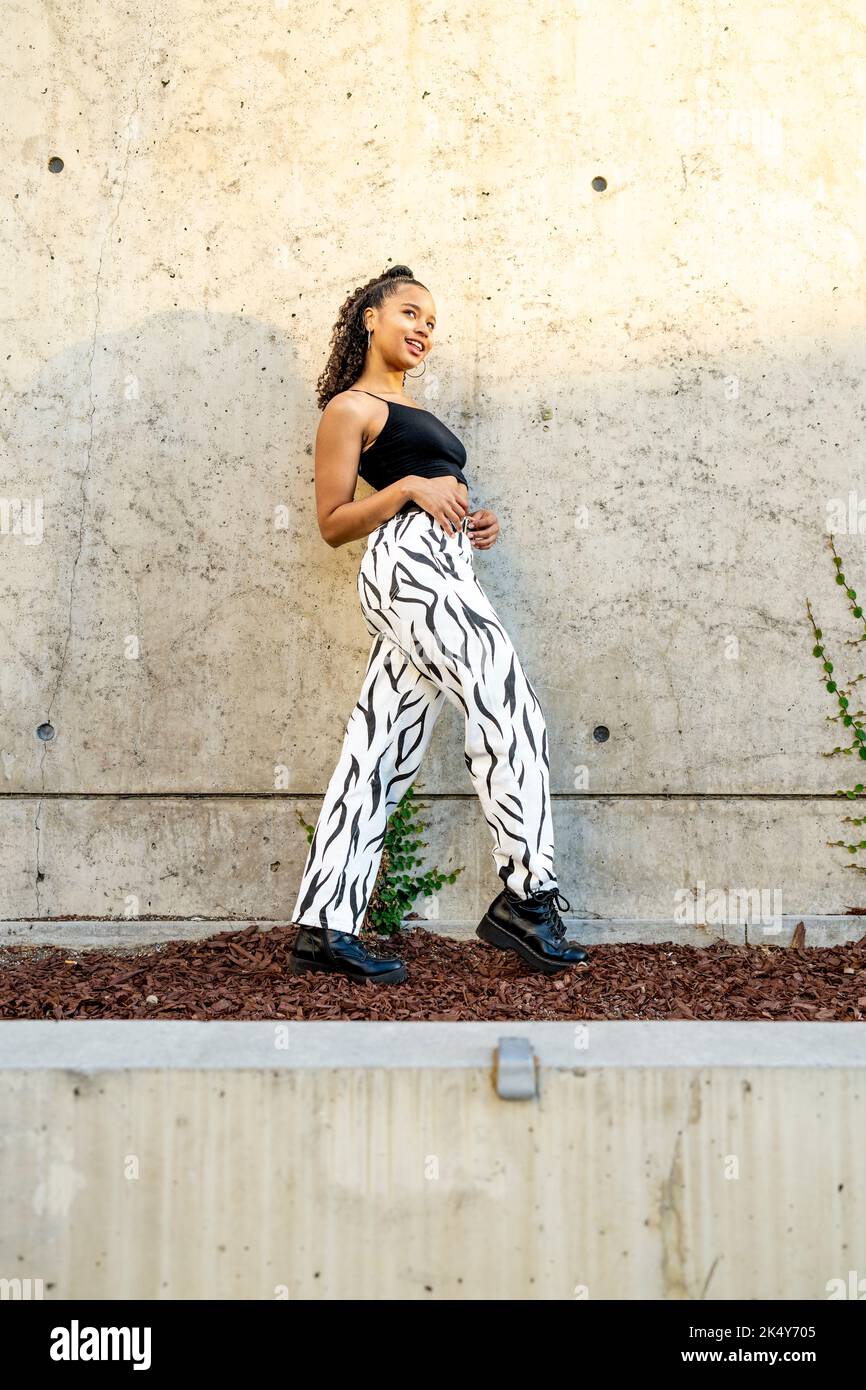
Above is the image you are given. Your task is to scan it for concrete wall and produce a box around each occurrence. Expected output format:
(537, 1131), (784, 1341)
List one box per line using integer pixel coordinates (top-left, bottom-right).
(3, 4), (866, 925)
(2, 1021), (864, 1299)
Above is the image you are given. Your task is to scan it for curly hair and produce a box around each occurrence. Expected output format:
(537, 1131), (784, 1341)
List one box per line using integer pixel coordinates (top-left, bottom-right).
(315, 264), (428, 411)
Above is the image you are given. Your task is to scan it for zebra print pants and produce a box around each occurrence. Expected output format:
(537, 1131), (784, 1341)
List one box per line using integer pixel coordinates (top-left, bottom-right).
(290, 504), (559, 935)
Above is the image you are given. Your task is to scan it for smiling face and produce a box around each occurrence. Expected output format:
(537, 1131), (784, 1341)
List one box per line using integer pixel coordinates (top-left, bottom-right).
(364, 283), (437, 372)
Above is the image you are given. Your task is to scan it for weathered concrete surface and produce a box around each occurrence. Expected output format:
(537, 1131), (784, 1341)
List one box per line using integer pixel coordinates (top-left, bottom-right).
(1, 795), (863, 929)
(0, 1022), (864, 1299)
(3, 6), (866, 922)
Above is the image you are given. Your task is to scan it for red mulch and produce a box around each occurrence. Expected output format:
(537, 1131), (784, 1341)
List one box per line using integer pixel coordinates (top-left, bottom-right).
(0, 923), (864, 1021)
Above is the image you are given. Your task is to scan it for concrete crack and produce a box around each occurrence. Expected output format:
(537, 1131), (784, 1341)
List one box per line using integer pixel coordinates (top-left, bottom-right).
(659, 1073), (703, 1297)
(34, 793), (43, 916)
(659, 1125), (687, 1298)
(699, 1252), (722, 1300)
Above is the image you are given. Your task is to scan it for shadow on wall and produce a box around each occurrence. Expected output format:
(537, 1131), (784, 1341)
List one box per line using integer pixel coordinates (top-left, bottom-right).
(3, 311), (371, 796)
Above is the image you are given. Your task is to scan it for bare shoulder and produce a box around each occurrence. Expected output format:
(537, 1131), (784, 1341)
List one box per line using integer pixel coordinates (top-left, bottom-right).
(322, 389), (370, 420)
(316, 391), (369, 445)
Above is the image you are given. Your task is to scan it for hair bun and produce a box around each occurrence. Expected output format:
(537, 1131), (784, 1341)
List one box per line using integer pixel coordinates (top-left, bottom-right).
(383, 264), (414, 279)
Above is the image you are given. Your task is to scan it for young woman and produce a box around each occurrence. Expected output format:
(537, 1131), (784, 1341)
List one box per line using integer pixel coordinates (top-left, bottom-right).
(290, 265), (589, 984)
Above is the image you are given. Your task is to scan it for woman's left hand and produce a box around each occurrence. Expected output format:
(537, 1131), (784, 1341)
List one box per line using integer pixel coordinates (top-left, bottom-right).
(466, 508), (500, 549)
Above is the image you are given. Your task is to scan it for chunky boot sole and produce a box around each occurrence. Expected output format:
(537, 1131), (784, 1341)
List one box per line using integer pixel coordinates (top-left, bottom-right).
(289, 954), (407, 984)
(476, 914), (574, 975)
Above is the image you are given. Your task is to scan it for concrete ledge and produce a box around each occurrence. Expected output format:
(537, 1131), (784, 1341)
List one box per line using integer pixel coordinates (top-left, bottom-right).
(1, 915), (864, 947)
(2, 1020), (864, 1299)
(1, 1020), (865, 1070)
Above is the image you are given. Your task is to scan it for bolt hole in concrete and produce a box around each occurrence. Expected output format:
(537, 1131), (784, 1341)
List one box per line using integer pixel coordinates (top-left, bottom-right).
(593, 724), (610, 742)
(47, 156), (63, 172)
(35, 723), (55, 741)
(591, 174), (607, 190)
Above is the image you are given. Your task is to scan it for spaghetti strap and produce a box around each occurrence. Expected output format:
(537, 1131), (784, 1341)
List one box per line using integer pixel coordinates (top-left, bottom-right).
(348, 389), (390, 403)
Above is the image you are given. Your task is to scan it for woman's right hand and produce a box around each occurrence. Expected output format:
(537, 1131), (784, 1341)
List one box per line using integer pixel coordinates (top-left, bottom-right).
(405, 476), (470, 537)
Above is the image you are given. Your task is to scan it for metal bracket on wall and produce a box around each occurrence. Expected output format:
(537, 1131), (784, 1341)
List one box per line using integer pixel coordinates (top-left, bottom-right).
(494, 1036), (539, 1100)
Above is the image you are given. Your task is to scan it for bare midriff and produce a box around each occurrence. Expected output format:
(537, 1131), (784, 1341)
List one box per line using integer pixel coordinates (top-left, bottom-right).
(404, 477), (469, 505)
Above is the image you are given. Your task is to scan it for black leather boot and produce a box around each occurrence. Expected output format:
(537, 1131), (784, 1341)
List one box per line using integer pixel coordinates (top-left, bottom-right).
(290, 924), (407, 983)
(476, 885), (590, 974)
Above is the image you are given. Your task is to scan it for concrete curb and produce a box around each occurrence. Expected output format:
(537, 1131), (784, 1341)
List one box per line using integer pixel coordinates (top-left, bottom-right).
(2, 915), (865, 947)
(1, 1020), (865, 1070)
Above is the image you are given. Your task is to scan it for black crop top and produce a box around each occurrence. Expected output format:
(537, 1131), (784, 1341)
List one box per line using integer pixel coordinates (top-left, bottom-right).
(349, 390), (469, 513)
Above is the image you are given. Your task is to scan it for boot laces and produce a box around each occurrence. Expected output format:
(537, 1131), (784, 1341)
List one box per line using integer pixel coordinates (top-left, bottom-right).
(527, 886), (571, 939)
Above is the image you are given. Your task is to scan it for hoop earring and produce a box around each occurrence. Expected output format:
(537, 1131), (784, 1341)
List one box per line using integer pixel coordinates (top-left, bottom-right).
(405, 358), (427, 379)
